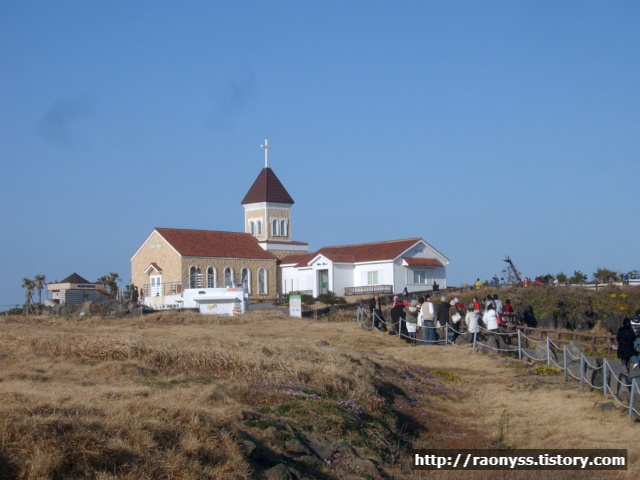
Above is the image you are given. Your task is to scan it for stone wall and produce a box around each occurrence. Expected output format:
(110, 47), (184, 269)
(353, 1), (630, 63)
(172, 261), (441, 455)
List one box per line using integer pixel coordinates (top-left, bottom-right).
(180, 257), (278, 298)
(131, 231), (182, 290)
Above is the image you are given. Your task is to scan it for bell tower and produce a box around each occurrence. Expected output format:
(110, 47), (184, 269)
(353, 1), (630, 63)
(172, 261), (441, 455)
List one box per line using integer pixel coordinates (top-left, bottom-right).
(241, 140), (308, 257)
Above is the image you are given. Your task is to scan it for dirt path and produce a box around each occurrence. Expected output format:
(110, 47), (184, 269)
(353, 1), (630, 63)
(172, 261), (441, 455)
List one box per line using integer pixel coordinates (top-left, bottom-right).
(287, 320), (638, 478)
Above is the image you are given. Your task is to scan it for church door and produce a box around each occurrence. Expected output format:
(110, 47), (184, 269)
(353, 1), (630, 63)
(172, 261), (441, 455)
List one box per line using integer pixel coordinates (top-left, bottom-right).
(150, 275), (162, 296)
(317, 270), (329, 295)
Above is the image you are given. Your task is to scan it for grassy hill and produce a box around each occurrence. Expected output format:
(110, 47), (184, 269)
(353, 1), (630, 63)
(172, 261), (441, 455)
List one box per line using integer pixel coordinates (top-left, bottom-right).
(0, 309), (637, 479)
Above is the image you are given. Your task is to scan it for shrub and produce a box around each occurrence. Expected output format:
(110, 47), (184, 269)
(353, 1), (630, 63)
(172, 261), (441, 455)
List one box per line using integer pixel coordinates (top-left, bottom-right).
(317, 291), (346, 305)
(301, 294), (315, 305)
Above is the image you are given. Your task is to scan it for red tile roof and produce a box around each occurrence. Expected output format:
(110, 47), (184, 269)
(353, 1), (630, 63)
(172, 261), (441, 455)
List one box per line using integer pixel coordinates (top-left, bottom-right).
(281, 238), (423, 266)
(155, 228), (278, 260)
(241, 167), (294, 205)
(319, 238), (422, 263)
(280, 252), (317, 266)
(403, 257), (444, 267)
(321, 253), (355, 263)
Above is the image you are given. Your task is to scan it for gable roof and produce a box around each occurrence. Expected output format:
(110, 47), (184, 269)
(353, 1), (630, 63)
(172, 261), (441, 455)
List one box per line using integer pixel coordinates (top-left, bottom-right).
(319, 238), (423, 263)
(281, 238), (424, 267)
(155, 228), (278, 260)
(241, 167), (294, 205)
(144, 263), (163, 275)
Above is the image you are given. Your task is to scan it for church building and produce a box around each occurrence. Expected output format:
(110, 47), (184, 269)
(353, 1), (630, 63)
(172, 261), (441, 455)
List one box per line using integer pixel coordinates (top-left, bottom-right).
(130, 140), (448, 308)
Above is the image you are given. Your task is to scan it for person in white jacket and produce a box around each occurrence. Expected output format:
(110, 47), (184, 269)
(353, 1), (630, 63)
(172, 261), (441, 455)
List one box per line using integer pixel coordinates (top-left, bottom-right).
(482, 303), (499, 332)
(465, 307), (480, 334)
(420, 295), (436, 345)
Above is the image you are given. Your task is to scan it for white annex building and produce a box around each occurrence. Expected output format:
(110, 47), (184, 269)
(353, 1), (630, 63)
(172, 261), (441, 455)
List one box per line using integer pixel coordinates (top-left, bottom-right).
(131, 140), (449, 306)
(281, 238), (449, 298)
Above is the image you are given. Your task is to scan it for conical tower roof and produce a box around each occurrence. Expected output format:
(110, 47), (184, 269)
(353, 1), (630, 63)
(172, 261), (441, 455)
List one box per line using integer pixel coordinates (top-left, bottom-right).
(241, 167), (294, 205)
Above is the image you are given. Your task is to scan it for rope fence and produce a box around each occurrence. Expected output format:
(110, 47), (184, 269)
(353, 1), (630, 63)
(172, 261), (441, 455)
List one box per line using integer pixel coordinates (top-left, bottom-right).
(353, 308), (640, 421)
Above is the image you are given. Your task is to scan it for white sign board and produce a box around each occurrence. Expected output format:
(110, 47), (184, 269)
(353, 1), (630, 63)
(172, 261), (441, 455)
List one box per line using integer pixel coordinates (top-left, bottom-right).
(289, 294), (302, 317)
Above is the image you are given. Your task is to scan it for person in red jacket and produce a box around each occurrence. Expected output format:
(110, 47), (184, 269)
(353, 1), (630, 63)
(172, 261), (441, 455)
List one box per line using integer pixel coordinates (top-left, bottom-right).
(504, 299), (514, 314)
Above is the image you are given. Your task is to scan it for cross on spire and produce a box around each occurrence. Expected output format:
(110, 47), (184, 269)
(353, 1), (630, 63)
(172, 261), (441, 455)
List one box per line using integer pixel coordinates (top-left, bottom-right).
(261, 139), (272, 168)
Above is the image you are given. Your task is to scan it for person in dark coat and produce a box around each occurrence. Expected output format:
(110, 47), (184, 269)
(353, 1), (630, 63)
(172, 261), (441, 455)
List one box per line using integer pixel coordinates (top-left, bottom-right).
(389, 296), (406, 337)
(369, 294), (386, 332)
(616, 318), (639, 373)
(436, 296), (450, 344)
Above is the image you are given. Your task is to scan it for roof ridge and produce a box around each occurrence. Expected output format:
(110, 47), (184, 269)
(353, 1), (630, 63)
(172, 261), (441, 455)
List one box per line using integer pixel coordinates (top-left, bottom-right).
(156, 227), (252, 235)
(321, 237), (421, 249)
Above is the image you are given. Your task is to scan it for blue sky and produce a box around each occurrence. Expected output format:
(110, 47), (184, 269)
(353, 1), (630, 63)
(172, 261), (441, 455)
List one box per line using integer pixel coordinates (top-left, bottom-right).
(1, 1), (639, 308)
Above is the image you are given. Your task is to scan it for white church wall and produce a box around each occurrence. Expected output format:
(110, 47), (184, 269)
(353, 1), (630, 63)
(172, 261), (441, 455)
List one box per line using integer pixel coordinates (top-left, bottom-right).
(332, 263), (354, 296)
(353, 262), (395, 288)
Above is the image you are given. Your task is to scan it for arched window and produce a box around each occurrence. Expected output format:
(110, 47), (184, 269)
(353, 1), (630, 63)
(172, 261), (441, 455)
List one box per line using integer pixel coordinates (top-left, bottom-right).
(224, 267), (234, 288)
(258, 268), (267, 294)
(280, 219), (287, 237)
(207, 266), (217, 288)
(250, 221), (255, 236)
(257, 220), (262, 236)
(272, 219), (279, 236)
(189, 266), (202, 288)
(241, 267), (250, 292)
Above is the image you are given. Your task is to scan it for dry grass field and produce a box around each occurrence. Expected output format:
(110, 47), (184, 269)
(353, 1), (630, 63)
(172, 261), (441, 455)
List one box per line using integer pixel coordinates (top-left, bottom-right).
(0, 309), (637, 480)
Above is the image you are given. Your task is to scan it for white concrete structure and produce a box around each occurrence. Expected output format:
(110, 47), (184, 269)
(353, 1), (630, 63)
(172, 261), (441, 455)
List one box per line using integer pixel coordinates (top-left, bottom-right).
(144, 286), (249, 315)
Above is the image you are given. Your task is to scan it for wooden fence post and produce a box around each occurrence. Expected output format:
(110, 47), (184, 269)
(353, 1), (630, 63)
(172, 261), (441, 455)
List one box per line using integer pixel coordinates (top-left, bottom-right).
(630, 377), (637, 420)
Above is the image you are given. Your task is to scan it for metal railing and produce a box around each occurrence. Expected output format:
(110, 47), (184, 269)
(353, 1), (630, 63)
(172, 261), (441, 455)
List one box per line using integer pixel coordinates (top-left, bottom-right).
(344, 285), (393, 296)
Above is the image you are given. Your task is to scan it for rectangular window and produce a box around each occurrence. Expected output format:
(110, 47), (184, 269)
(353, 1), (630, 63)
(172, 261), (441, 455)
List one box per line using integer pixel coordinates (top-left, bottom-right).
(367, 271), (379, 285)
(413, 270), (428, 284)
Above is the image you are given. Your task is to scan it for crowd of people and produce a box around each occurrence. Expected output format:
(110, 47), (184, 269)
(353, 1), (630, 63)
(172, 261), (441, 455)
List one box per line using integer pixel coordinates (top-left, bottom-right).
(369, 291), (515, 345)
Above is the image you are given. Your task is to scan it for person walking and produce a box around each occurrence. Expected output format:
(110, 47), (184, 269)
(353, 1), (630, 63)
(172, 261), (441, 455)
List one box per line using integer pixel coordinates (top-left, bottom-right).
(616, 318), (640, 373)
(404, 300), (420, 344)
(421, 294), (436, 345)
(493, 294), (503, 315)
(389, 296), (405, 336)
(436, 296), (450, 344)
(482, 302), (499, 334)
(448, 299), (462, 344)
(465, 305), (480, 335)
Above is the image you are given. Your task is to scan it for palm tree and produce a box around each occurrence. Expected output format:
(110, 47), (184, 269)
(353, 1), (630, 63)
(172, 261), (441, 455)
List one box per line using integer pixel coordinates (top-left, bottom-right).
(33, 274), (46, 307)
(22, 278), (34, 315)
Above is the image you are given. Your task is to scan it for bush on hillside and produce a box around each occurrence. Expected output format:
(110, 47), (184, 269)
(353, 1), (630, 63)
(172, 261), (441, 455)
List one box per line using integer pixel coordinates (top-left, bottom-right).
(459, 285), (640, 333)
